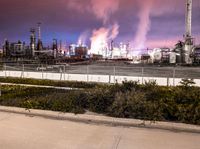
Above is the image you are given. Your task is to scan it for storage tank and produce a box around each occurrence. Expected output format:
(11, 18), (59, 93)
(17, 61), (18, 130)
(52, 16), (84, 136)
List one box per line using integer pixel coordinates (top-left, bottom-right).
(169, 52), (176, 64)
(153, 48), (162, 63)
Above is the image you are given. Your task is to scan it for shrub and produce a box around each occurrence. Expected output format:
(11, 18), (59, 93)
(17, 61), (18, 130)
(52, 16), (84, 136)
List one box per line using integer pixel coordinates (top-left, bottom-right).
(1, 80), (200, 125)
(87, 86), (115, 113)
(109, 90), (163, 121)
(180, 78), (196, 88)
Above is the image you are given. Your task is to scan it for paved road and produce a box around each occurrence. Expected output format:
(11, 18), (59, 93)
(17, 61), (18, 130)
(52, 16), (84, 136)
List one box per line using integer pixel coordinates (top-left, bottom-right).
(0, 112), (199, 149)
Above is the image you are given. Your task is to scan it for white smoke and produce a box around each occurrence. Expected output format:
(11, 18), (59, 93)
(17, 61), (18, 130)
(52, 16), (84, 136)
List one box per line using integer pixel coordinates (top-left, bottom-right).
(89, 0), (120, 55)
(132, 0), (184, 51)
(77, 30), (90, 45)
(90, 0), (119, 24)
(90, 23), (119, 56)
(67, 0), (120, 54)
(110, 23), (119, 39)
(133, 0), (154, 50)
(67, 0), (119, 24)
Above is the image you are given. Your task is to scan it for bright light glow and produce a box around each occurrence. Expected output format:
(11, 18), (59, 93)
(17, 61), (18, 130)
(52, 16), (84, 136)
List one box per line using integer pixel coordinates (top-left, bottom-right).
(90, 23), (119, 57)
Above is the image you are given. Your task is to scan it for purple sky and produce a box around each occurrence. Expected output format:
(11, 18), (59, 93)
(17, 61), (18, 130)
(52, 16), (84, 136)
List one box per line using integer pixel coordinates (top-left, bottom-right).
(0, 0), (200, 48)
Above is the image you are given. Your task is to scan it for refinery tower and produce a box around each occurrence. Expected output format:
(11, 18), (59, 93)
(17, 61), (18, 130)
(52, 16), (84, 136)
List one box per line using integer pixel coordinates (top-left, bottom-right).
(183, 0), (194, 64)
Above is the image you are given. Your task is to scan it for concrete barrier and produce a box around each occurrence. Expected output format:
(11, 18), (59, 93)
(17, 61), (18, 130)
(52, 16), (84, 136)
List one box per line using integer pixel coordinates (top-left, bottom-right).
(1, 70), (200, 87)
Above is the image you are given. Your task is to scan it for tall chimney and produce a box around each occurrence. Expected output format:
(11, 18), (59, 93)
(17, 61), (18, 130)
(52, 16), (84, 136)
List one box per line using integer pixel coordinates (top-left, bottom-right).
(38, 22), (42, 41)
(185, 0), (192, 38)
(30, 28), (36, 56)
(36, 22), (43, 51)
(182, 0), (193, 64)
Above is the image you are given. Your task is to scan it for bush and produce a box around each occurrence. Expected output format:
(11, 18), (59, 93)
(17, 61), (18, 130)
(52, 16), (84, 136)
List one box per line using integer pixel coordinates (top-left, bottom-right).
(180, 78), (196, 88)
(87, 86), (115, 113)
(109, 90), (163, 121)
(21, 91), (87, 114)
(0, 80), (200, 125)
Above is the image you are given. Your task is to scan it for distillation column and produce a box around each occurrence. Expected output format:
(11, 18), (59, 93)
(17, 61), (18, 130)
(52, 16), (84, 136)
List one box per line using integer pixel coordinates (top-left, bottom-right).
(183, 0), (193, 64)
(37, 22), (43, 51)
(30, 28), (36, 57)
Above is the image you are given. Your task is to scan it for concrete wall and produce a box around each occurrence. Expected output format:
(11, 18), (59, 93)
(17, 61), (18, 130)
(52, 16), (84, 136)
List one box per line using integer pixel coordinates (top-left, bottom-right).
(1, 70), (200, 87)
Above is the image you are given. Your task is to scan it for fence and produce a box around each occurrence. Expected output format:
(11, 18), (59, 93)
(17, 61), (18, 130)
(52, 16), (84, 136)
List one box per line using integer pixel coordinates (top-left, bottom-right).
(1, 64), (200, 86)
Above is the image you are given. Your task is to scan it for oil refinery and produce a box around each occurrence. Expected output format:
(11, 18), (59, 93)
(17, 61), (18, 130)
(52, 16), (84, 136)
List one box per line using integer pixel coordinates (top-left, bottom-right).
(1, 0), (199, 65)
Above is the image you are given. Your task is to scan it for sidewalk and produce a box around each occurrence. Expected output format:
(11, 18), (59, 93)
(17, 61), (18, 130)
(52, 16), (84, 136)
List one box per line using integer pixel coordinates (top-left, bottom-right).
(0, 106), (200, 133)
(0, 82), (80, 90)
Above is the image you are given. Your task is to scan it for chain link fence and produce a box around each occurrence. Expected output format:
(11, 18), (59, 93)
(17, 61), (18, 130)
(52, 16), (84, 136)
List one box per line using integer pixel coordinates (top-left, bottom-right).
(1, 63), (200, 85)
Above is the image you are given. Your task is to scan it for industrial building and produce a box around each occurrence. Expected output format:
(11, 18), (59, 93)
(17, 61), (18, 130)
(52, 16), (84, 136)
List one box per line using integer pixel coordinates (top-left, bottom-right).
(3, 40), (32, 58)
(1, 0), (199, 65)
(69, 44), (88, 59)
(2, 23), (63, 62)
(137, 0), (199, 65)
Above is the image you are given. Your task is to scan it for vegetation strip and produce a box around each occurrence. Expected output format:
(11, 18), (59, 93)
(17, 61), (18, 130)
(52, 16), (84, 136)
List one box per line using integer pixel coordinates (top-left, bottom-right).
(0, 77), (100, 89)
(0, 78), (199, 125)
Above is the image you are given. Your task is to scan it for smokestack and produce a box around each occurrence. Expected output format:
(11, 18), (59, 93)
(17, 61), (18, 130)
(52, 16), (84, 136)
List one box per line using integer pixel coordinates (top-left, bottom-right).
(185, 0), (192, 38)
(36, 22), (43, 51)
(59, 40), (62, 53)
(30, 28), (36, 56)
(182, 0), (193, 64)
(38, 22), (42, 41)
(53, 39), (58, 58)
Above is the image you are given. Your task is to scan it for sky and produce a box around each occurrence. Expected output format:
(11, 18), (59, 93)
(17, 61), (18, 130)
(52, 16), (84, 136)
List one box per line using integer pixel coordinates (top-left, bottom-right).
(0, 0), (200, 49)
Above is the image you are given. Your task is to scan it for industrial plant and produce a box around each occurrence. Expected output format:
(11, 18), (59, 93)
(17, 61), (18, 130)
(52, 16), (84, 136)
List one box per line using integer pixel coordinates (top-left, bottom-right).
(1, 0), (199, 65)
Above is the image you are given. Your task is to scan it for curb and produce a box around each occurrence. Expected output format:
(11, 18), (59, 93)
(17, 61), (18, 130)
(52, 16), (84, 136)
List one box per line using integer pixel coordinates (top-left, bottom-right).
(0, 82), (80, 90)
(0, 106), (200, 133)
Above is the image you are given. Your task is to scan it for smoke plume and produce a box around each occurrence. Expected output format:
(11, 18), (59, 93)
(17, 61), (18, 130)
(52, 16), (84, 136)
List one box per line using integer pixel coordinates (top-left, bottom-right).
(89, 0), (120, 55)
(77, 30), (90, 45)
(90, 23), (119, 55)
(133, 0), (154, 50)
(90, 0), (119, 24)
(67, 0), (119, 24)
(67, 0), (120, 54)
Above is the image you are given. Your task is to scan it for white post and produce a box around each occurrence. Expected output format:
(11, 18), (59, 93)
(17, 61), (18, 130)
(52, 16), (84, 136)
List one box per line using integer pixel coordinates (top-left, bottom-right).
(60, 66), (62, 81)
(114, 66), (116, 83)
(21, 64), (24, 78)
(67, 65), (70, 81)
(142, 67), (144, 84)
(64, 65), (66, 81)
(4, 64), (7, 77)
(42, 64), (44, 79)
(173, 67), (176, 86)
(167, 77), (169, 86)
(87, 65), (89, 82)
